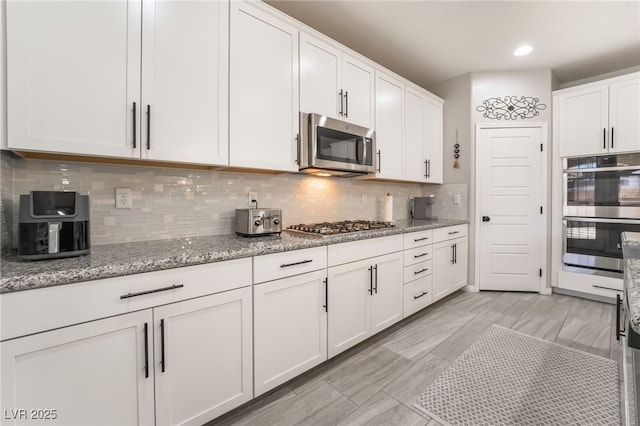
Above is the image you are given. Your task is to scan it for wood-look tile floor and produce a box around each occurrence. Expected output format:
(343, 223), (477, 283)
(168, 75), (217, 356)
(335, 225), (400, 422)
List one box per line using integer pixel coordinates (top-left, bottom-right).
(210, 290), (618, 426)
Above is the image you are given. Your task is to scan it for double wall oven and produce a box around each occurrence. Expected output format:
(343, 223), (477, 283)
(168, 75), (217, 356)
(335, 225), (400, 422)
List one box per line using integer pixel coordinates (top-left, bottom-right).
(563, 153), (640, 278)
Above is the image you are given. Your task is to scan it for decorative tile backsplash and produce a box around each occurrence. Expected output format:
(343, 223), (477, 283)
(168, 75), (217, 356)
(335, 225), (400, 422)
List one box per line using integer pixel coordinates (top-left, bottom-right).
(1, 151), (468, 248)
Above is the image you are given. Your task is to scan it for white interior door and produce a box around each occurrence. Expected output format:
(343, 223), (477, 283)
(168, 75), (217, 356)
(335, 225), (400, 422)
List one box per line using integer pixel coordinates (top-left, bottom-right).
(477, 125), (546, 292)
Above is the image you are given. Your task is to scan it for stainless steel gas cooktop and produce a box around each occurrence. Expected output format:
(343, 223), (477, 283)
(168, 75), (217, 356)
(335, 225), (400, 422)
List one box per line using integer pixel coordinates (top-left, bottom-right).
(286, 220), (395, 236)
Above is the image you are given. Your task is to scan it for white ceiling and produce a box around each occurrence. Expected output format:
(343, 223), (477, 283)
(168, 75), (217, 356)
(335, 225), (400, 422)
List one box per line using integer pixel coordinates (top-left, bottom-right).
(265, 0), (640, 89)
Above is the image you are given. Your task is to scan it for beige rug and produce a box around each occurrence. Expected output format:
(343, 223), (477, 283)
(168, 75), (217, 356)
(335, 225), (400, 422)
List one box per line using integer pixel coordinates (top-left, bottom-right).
(414, 325), (620, 425)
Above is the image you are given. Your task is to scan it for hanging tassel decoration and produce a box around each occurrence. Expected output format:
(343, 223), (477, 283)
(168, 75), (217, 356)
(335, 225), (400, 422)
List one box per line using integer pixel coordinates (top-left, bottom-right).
(453, 129), (460, 168)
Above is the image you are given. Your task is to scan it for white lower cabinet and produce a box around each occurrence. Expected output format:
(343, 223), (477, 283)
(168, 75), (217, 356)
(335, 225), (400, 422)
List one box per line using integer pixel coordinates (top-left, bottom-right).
(327, 251), (403, 358)
(1, 260), (253, 426)
(432, 225), (469, 302)
(253, 270), (328, 396)
(154, 287), (253, 425)
(1, 310), (156, 426)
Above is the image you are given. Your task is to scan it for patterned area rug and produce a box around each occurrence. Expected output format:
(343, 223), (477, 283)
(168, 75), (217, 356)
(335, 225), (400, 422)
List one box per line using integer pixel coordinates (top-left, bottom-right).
(414, 325), (620, 425)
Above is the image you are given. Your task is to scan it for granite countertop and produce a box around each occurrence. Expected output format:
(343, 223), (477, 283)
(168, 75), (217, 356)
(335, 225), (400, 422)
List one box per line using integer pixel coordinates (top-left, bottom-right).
(0, 218), (468, 294)
(622, 232), (640, 334)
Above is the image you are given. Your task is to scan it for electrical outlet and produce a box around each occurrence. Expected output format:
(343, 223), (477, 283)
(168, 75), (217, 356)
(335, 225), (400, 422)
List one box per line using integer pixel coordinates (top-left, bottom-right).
(453, 193), (461, 205)
(115, 187), (132, 209)
(248, 190), (258, 208)
(361, 193), (368, 204)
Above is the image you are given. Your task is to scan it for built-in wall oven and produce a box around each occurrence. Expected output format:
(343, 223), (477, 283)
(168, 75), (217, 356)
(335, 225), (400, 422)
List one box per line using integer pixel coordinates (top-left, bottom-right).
(563, 153), (640, 277)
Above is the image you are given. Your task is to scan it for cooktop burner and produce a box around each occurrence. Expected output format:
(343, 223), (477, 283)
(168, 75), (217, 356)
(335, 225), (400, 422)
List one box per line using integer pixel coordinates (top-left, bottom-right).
(286, 220), (395, 236)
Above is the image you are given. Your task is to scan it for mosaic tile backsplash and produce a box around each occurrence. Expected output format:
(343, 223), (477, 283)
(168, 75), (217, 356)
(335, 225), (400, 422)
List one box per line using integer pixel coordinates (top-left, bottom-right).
(1, 151), (468, 248)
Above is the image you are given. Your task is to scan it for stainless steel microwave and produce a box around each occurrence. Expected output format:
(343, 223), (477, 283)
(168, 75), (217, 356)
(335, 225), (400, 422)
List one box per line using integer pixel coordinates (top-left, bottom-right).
(299, 112), (376, 177)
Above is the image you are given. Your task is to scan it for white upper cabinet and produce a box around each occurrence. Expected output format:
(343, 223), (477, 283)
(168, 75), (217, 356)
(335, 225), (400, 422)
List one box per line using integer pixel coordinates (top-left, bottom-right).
(6, 0), (229, 166)
(404, 86), (427, 182)
(375, 70), (405, 180)
(557, 72), (640, 157)
(609, 78), (640, 154)
(424, 96), (444, 183)
(341, 55), (375, 128)
(6, 0), (140, 159)
(300, 33), (374, 128)
(141, 0), (229, 165)
(229, 1), (299, 172)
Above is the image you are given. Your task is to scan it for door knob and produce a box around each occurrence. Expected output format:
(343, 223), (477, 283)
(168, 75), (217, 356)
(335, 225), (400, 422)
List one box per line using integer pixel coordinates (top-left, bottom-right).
(482, 216), (491, 222)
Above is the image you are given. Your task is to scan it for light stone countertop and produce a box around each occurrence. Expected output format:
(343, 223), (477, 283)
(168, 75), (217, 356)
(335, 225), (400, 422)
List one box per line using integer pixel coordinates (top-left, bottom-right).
(1, 218), (468, 294)
(622, 232), (640, 334)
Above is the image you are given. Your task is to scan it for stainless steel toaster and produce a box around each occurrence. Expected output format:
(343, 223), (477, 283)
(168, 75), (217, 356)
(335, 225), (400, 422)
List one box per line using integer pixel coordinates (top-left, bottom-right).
(235, 208), (282, 236)
(411, 196), (437, 220)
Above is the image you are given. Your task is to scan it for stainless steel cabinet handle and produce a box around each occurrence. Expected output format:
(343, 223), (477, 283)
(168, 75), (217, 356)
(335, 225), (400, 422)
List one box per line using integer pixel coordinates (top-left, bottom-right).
(132, 102), (137, 149)
(323, 278), (328, 312)
(339, 89), (344, 116)
(368, 266), (373, 295)
(280, 259), (313, 268)
(414, 236), (429, 242)
(603, 128), (606, 149)
(143, 323), (149, 378)
(413, 291), (429, 300)
(377, 150), (381, 173)
(413, 267), (429, 275)
(160, 318), (166, 373)
(373, 265), (378, 294)
(414, 252), (429, 258)
(120, 284), (184, 299)
(146, 105), (151, 150)
(344, 91), (348, 118)
(611, 127), (614, 149)
(448, 231), (460, 235)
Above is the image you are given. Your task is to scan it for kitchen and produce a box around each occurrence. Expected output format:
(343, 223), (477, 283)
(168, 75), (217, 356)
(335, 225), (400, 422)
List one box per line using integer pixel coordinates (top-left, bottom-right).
(0, 0), (639, 425)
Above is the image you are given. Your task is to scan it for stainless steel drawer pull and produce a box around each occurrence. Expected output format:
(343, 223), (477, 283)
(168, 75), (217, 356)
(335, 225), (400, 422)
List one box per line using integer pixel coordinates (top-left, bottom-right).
(448, 231), (460, 235)
(280, 259), (313, 268)
(414, 252), (429, 258)
(120, 284), (184, 299)
(414, 268), (429, 275)
(414, 237), (430, 242)
(414, 291), (429, 300)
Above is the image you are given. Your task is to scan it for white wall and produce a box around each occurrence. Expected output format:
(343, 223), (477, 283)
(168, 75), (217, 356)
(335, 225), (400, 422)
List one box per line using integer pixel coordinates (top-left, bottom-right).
(431, 69), (553, 290)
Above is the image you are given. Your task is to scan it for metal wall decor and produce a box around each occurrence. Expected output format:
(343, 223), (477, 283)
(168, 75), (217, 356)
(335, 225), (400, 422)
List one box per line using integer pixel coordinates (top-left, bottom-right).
(453, 130), (460, 169)
(476, 96), (547, 120)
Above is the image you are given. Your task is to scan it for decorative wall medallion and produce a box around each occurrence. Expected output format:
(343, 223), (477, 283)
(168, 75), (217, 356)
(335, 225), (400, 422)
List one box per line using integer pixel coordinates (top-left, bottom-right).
(476, 96), (547, 120)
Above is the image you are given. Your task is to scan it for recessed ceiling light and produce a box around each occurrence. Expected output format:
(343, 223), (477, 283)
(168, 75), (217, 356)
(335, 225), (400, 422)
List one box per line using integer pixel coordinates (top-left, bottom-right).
(514, 45), (533, 56)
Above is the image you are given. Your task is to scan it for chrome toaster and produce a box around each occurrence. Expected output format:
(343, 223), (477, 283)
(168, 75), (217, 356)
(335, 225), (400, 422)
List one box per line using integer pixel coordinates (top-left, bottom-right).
(235, 208), (282, 236)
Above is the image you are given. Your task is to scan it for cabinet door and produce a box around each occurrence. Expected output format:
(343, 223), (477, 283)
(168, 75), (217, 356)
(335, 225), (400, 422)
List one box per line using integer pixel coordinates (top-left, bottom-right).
(609, 78), (640, 154)
(6, 1), (140, 158)
(342, 54), (375, 128)
(1, 310), (154, 426)
(432, 240), (453, 302)
(403, 87), (427, 182)
(254, 270), (328, 396)
(374, 71), (404, 180)
(327, 258), (371, 358)
(424, 97), (444, 183)
(451, 237), (468, 291)
(370, 252), (403, 335)
(229, 2), (299, 172)
(299, 33), (341, 119)
(154, 287), (253, 426)
(141, 0), (228, 165)
(557, 85), (609, 157)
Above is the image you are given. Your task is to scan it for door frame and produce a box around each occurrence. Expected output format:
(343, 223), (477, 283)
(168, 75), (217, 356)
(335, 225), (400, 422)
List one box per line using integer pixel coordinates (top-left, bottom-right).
(474, 122), (550, 294)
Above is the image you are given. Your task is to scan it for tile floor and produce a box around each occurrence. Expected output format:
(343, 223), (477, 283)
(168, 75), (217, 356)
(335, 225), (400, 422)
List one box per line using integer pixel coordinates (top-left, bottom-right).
(209, 290), (618, 426)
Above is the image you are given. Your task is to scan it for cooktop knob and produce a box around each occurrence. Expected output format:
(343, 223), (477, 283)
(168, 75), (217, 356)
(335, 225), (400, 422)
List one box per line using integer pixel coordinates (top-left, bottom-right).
(273, 218), (280, 225)
(254, 219), (262, 227)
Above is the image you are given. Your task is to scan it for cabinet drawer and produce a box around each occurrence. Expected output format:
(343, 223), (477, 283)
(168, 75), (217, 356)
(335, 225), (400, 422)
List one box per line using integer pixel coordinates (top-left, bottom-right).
(433, 224), (468, 243)
(403, 230), (432, 249)
(254, 247), (327, 283)
(403, 245), (432, 266)
(403, 259), (433, 284)
(328, 234), (403, 267)
(403, 275), (433, 318)
(1, 258), (252, 341)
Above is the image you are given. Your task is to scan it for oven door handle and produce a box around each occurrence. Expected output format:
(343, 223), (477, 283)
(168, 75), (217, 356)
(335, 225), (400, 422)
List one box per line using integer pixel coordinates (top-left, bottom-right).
(563, 217), (640, 225)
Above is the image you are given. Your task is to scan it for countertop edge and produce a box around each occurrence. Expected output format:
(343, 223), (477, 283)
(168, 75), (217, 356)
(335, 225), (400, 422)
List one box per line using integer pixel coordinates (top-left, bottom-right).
(1, 218), (469, 294)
